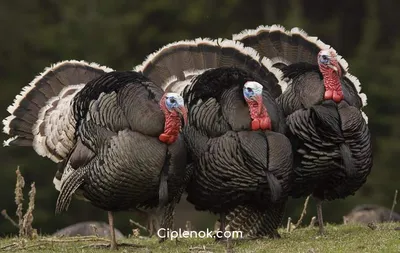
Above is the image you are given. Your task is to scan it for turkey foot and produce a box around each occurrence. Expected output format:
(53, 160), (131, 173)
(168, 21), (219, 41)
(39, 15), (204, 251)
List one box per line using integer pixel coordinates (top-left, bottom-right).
(215, 214), (233, 253)
(251, 117), (271, 131)
(215, 212), (233, 253)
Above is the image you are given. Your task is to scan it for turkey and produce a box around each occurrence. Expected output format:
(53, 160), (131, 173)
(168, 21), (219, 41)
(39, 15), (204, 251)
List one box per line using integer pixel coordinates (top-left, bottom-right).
(233, 25), (373, 234)
(134, 38), (293, 238)
(2, 61), (189, 249)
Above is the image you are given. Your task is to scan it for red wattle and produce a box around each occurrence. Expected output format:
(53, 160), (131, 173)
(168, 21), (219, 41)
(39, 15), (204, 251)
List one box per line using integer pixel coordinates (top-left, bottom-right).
(324, 89), (343, 102)
(159, 96), (183, 145)
(159, 133), (177, 144)
(320, 63), (344, 103)
(332, 90), (343, 102)
(324, 90), (333, 100)
(259, 117), (271, 130)
(246, 96), (272, 131)
(251, 118), (271, 131)
(251, 119), (260, 131)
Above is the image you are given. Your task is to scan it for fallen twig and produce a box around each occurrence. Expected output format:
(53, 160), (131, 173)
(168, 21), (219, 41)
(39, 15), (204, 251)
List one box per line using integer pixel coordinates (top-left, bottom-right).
(286, 217), (292, 232)
(39, 236), (110, 243)
(309, 216), (317, 228)
(129, 219), (150, 233)
(18, 242), (47, 250)
(389, 189), (398, 221)
(80, 242), (145, 249)
(0, 242), (18, 250)
(1, 210), (18, 228)
(0, 237), (118, 251)
(294, 195), (311, 228)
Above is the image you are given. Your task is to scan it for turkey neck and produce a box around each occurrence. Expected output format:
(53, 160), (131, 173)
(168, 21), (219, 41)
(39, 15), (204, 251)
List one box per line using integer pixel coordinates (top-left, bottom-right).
(321, 67), (344, 102)
(163, 112), (181, 136)
(159, 110), (181, 144)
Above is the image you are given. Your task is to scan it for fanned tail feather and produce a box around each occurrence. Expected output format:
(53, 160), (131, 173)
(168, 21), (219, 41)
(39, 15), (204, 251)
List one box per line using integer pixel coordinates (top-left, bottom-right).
(232, 24), (368, 112)
(3, 60), (113, 162)
(134, 38), (288, 97)
(233, 24), (335, 68)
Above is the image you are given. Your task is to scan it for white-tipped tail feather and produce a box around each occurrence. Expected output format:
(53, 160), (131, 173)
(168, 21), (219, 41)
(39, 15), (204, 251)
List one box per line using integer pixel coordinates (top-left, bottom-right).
(3, 59), (113, 162)
(134, 37), (288, 97)
(261, 58), (287, 92)
(5, 60), (113, 118)
(233, 24), (368, 113)
(3, 136), (18, 147)
(162, 71), (209, 94)
(361, 111), (368, 124)
(2, 115), (16, 135)
(33, 84), (85, 162)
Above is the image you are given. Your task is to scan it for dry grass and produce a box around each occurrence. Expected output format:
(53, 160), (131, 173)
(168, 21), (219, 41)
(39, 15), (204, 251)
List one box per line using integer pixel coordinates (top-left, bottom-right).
(2, 167), (37, 240)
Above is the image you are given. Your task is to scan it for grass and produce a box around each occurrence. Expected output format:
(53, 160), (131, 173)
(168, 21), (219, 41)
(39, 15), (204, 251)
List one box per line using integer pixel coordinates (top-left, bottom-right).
(0, 223), (399, 253)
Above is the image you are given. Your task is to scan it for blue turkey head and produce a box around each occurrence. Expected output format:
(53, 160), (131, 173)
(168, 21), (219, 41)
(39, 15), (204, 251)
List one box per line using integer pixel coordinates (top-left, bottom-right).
(318, 49), (341, 74)
(165, 92), (184, 111)
(243, 81), (263, 101)
(164, 92), (187, 124)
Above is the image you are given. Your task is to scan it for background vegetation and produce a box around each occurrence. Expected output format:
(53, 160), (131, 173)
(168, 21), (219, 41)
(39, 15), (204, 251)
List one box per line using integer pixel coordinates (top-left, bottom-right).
(0, 0), (399, 237)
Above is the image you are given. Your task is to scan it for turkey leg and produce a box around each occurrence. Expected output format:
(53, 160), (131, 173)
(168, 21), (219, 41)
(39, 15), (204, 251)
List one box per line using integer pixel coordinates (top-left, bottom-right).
(316, 199), (325, 235)
(215, 212), (228, 241)
(108, 211), (118, 250)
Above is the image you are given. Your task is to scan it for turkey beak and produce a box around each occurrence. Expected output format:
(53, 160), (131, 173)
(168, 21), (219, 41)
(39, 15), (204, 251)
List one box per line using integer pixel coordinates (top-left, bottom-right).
(175, 106), (188, 126)
(328, 64), (338, 73)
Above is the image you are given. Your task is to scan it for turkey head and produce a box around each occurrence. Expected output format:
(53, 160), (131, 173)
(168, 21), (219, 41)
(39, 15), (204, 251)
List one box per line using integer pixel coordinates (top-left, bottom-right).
(243, 81), (271, 131)
(318, 49), (344, 103)
(159, 92), (188, 144)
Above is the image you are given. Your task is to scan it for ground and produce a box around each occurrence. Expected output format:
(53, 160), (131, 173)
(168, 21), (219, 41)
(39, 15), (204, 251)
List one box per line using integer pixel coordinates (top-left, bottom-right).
(0, 223), (399, 253)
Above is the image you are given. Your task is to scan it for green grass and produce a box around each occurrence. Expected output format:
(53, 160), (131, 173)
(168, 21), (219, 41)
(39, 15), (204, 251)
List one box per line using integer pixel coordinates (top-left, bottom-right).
(1, 223), (399, 253)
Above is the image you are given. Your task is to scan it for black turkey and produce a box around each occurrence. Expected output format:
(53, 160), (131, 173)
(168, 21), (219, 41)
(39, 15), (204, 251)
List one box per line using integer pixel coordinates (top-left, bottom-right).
(2, 61), (189, 249)
(233, 25), (373, 234)
(134, 38), (293, 238)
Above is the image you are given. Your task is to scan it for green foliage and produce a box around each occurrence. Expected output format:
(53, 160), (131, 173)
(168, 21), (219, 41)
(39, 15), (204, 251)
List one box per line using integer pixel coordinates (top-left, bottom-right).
(0, 0), (399, 236)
